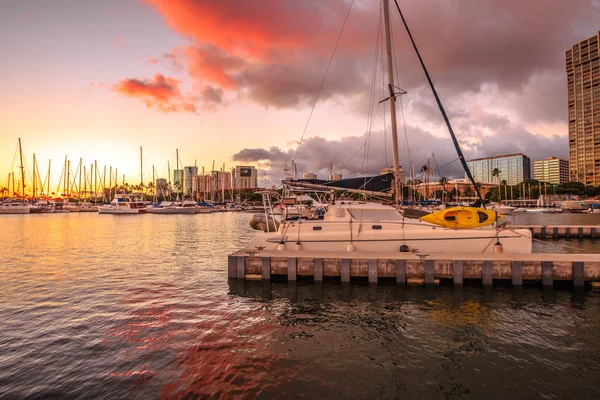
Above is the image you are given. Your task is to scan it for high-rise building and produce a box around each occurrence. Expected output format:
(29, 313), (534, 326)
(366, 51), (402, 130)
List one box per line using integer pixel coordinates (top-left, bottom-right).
(234, 166), (258, 189)
(533, 157), (569, 185)
(183, 166), (198, 195)
(566, 31), (600, 186)
(467, 153), (531, 186)
(303, 172), (318, 180)
(173, 169), (184, 194)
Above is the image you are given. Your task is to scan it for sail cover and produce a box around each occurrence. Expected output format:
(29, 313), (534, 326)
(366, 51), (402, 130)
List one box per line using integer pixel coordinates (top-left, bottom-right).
(290, 172), (393, 193)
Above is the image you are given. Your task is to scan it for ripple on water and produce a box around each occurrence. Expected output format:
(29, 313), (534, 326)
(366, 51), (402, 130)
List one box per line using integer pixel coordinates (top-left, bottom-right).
(0, 213), (599, 399)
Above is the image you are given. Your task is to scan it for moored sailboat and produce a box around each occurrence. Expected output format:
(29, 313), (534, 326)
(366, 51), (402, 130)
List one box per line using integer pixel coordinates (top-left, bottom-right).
(241, 0), (532, 254)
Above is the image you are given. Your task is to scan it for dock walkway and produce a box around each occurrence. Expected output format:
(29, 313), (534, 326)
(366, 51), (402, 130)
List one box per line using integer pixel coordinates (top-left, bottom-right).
(515, 225), (599, 239)
(228, 250), (600, 287)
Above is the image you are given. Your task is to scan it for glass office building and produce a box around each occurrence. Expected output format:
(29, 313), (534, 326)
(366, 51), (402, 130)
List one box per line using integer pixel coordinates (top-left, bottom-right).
(467, 153), (531, 186)
(533, 157), (569, 185)
(566, 31), (600, 186)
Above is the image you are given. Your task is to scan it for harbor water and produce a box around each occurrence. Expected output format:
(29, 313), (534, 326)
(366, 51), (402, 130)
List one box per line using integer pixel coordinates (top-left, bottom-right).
(1, 212), (599, 398)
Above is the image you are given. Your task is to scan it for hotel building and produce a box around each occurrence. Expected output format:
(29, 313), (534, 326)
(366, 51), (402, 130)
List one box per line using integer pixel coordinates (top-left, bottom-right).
(234, 166), (258, 189)
(566, 31), (600, 186)
(533, 157), (569, 185)
(467, 153), (531, 186)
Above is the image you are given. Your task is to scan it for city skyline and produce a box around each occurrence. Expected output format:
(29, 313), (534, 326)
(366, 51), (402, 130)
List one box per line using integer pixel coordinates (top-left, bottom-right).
(1, 0), (599, 189)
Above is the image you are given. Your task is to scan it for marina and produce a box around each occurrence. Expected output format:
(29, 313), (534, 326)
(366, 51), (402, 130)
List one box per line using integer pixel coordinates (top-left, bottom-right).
(1, 0), (600, 398)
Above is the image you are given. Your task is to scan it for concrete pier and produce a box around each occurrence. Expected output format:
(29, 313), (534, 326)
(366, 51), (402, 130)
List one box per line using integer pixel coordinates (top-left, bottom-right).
(228, 250), (600, 287)
(515, 225), (599, 239)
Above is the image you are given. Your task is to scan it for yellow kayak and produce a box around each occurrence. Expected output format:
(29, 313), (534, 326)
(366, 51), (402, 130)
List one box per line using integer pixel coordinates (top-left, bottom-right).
(419, 207), (502, 229)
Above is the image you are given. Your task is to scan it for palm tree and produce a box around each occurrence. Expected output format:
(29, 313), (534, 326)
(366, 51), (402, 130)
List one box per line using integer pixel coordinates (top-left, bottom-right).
(491, 168), (501, 202)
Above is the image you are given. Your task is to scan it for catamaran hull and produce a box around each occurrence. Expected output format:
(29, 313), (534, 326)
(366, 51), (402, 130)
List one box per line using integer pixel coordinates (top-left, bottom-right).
(244, 225), (532, 254)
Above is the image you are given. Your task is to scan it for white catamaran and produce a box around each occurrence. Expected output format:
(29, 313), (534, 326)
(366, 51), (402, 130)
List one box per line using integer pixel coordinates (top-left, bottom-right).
(242, 0), (532, 254)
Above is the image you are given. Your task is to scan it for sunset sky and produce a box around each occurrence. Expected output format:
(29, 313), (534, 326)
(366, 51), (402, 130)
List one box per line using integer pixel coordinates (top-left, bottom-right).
(1, 0), (599, 192)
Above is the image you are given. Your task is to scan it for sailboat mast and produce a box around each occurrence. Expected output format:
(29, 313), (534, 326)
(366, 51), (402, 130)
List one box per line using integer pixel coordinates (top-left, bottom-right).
(78, 158), (82, 200)
(33, 153), (37, 201)
(382, 0), (401, 207)
(94, 160), (98, 203)
(47, 160), (51, 199)
(140, 146), (143, 195)
(18, 139), (25, 202)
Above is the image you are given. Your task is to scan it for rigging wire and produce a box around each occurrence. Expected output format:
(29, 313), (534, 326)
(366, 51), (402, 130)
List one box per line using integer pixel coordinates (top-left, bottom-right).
(362, 5), (383, 175)
(392, 0), (483, 202)
(292, 0), (356, 163)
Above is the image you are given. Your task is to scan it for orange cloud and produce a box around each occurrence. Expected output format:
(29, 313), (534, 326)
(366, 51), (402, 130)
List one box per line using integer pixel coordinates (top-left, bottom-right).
(141, 56), (160, 65)
(112, 74), (197, 114)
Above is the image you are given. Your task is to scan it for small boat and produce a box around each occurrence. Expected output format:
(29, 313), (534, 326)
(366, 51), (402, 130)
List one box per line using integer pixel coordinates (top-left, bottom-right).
(148, 200), (197, 214)
(419, 207), (502, 229)
(98, 194), (147, 214)
(0, 201), (32, 214)
(79, 203), (98, 212)
(248, 213), (280, 232)
(64, 203), (81, 212)
(32, 200), (55, 213)
(491, 205), (516, 214)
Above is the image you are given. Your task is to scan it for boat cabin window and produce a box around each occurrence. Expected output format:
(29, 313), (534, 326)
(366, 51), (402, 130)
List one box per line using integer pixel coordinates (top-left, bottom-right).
(478, 212), (489, 223)
(444, 211), (457, 222)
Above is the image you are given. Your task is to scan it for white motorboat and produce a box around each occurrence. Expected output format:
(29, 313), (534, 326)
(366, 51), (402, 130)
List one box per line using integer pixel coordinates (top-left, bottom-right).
(490, 205), (516, 214)
(98, 194), (147, 214)
(147, 200), (197, 214)
(525, 208), (563, 213)
(0, 201), (32, 214)
(64, 202), (81, 212)
(31, 200), (55, 213)
(79, 203), (98, 212)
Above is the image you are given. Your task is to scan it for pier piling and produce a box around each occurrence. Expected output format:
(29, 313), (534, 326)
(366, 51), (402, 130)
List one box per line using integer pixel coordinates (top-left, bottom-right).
(229, 250), (600, 288)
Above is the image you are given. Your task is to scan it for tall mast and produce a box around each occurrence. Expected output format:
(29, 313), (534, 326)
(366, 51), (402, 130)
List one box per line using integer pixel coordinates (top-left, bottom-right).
(103, 165), (107, 202)
(140, 146), (143, 195)
(13, 138), (25, 202)
(47, 160), (51, 198)
(94, 160), (98, 203)
(67, 159), (71, 201)
(83, 165), (87, 201)
(18, 138), (25, 202)
(33, 153), (37, 201)
(152, 165), (156, 202)
(382, 0), (401, 207)
(78, 158), (82, 200)
(167, 161), (171, 200)
(176, 148), (180, 200)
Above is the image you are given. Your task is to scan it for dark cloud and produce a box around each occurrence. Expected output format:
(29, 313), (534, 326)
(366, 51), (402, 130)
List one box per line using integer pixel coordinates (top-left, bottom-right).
(143, 0), (599, 124)
(232, 111), (568, 182)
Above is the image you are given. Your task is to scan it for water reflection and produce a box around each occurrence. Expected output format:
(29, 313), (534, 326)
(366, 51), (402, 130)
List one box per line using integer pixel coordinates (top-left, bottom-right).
(1, 213), (599, 399)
